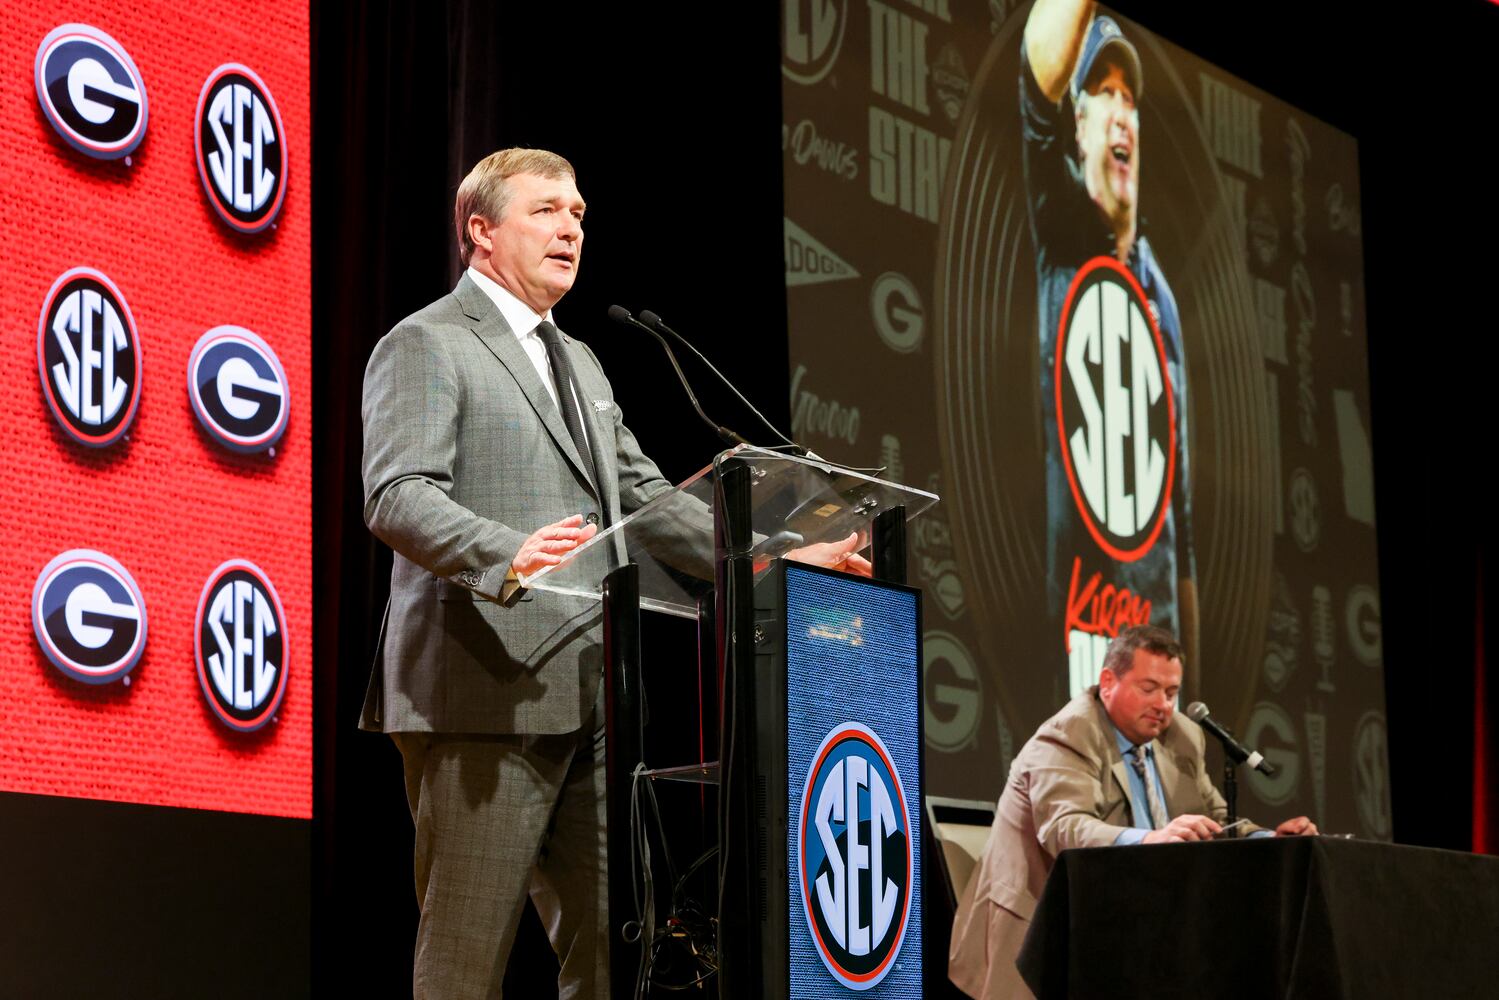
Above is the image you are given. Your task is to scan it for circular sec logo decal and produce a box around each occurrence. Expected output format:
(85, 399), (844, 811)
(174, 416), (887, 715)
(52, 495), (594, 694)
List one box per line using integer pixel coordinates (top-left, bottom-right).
(1054, 256), (1177, 562)
(188, 326), (290, 454)
(195, 64), (287, 234)
(37, 267), (143, 448)
(34, 23), (149, 160)
(798, 722), (913, 990)
(195, 560), (289, 732)
(33, 549), (148, 685)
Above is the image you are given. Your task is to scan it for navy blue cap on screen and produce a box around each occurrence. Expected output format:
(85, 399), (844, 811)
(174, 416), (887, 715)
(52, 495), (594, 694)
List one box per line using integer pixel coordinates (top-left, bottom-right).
(1070, 15), (1144, 102)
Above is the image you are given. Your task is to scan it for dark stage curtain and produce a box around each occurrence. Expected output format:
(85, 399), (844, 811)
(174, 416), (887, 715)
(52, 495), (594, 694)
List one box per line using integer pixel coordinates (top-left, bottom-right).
(1477, 553), (1496, 855)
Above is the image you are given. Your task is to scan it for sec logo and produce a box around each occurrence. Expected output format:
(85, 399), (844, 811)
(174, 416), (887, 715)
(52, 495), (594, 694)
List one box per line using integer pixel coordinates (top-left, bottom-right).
(37, 267), (143, 448)
(782, 0), (847, 86)
(1055, 256), (1176, 561)
(196, 560), (289, 732)
(195, 64), (287, 234)
(798, 722), (913, 990)
(33, 549), (147, 685)
(34, 23), (149, 160)
(187, 326), (289, 454)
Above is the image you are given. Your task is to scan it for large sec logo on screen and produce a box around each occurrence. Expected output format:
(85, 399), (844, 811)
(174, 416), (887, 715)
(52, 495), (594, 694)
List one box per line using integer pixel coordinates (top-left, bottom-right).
(32, 549), (147, 685)
(798, 722), (913, 990)
(33, 23), (149, 160)
(195, 64), (287, 234)
(196, 559), (288, 732)
(1055, 256), (1176, 561)
(37, 267), (143, 448)
(187, 326), (289, 454)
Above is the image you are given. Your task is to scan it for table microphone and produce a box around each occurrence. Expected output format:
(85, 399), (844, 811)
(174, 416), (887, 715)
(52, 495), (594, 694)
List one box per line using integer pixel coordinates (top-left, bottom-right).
(1186, 702), (1277, 776)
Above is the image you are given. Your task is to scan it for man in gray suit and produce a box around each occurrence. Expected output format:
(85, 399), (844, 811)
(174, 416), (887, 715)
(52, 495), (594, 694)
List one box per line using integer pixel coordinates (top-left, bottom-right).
(361, 147), (635, 998)
(362, 147), (867, 998)
(947, 626), (1316, 999)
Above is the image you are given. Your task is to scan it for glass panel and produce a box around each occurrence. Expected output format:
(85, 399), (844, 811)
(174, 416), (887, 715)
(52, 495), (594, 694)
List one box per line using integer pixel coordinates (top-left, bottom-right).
(520, 446), (940, 619)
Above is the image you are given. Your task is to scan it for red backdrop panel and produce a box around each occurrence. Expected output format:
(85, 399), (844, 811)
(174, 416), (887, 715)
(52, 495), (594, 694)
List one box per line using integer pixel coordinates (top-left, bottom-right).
(1, 0), (311, 818)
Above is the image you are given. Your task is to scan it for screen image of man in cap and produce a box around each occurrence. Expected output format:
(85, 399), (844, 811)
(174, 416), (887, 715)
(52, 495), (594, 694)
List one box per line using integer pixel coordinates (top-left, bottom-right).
(1019, 0), (1200, 699)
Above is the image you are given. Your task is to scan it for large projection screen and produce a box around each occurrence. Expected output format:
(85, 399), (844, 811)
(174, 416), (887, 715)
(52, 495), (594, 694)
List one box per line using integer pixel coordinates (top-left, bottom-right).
(781, 0), (1387, 841)
(2, 2), (310, 992)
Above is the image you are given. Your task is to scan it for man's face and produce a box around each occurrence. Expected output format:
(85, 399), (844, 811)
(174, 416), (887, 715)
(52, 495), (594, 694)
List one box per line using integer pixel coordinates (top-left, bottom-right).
(1075, 61), (1139, 235)
(473, 171), (585, 314)
(1099, 647), (1181, 745)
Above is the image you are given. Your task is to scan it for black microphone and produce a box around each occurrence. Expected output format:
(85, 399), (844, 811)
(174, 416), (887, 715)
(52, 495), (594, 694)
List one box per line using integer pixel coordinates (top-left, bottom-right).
(1186, 702), (1276, 776)
(636, 309), (803, 453)
(607, 305), (750, 447)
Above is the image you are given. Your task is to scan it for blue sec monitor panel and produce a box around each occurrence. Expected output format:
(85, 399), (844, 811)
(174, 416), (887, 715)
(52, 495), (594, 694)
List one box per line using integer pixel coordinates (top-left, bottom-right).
(784, 562), (922, 997)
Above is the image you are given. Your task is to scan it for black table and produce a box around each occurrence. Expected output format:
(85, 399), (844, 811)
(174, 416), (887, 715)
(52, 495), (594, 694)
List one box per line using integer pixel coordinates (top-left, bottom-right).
(1017, 837), (1499, 999)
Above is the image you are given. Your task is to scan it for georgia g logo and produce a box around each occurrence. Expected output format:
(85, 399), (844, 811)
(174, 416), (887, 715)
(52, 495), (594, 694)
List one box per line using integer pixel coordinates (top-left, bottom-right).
(187, 326), (289, 454)
(196, 560), (289, 732)
(798, 722), (913, 990)
(1055, 256), (1176, 562)
(195, 64), (287, 234)
(34, 24), (149, 160)
(37, 267), (143, 448)
(33, 549), (147, 685)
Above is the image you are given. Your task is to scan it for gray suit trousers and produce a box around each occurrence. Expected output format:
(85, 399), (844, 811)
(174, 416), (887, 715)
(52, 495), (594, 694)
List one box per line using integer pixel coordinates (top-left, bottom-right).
(393, 700), (608, 999)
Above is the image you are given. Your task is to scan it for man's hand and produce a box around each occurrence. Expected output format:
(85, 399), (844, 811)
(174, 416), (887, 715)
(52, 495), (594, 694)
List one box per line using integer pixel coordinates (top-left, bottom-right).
(1274, 816), (1318, 837)
(512, 514), (598, 577)
(1025, 0), (1096, 103)
(1142, 814), (1221, 844)
(785, 531), (873, 577)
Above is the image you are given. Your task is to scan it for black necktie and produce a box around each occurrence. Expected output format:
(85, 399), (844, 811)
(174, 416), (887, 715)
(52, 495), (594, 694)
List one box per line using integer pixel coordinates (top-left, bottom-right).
(535, 321), (600, 496)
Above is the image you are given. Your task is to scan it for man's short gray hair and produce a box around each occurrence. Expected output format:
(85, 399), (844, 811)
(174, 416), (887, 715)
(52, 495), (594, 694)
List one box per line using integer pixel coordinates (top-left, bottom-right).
(454, 147), (576, 263)
(1101, 624), (1183, 678)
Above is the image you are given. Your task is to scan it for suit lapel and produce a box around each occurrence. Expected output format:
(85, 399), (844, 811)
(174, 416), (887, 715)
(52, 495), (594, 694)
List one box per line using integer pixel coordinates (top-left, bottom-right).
(453, 276), (597, 494)
(1153, 739), (1192, 818)
(1109, 758), (1136, 823)
(1091, 696), (1138, 824)
(575, 385), (616, 517)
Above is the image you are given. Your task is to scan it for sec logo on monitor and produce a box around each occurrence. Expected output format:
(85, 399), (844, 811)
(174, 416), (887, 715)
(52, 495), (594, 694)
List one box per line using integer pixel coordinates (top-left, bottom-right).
(37, 267), (143, 448)
(195, 559), (289, 733)
(34, 23), (149, 160)
(798, 721), (913, 990)
(33, 549), (148, 685)
(195, 63), (288, 234)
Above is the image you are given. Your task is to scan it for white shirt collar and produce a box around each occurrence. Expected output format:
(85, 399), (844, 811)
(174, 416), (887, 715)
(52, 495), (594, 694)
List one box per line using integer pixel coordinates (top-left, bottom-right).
(466, 266), (554, 340)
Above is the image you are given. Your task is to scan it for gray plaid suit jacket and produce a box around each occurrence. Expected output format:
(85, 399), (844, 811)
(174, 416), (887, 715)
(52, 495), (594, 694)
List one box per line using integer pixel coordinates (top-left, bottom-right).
(360, 273), (672, 736)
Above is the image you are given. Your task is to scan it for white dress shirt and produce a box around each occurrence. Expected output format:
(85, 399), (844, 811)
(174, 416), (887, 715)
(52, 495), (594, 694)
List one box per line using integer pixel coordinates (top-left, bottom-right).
(465, 267), (590, 451)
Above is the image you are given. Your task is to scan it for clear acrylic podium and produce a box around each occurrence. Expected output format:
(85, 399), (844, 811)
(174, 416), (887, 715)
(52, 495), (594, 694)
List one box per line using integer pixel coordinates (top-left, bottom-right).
(520, 446), (938, 999)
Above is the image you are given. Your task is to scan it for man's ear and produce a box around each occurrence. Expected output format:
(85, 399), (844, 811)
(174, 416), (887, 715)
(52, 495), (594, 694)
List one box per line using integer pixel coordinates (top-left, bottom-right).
(1098, 666), (1117, 697)
(468, 214), (492, 256)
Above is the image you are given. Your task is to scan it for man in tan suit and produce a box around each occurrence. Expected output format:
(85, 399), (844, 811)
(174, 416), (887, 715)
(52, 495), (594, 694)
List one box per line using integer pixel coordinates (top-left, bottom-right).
(948, 626), (1316, 999)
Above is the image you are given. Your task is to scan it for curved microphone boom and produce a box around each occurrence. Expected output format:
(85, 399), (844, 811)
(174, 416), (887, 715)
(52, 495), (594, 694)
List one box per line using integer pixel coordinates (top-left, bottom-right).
(1186, 702), (1277, 776)
(607, 306), (750, 447)
(636, 309), (802, 452)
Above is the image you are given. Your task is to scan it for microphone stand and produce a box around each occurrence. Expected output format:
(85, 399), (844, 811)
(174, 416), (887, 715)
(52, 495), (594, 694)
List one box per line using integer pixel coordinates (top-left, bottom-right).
(1223, 756), (1239, 837)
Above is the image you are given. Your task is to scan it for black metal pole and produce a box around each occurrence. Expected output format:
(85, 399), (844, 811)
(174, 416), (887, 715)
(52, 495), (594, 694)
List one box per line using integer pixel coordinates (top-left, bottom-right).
(696, 590), (718, 846)
(872, 504), (908, 585)
(603, 562), (643, 998)
(713, 458), (757, 1000)
(1224, 757), (1239, 837)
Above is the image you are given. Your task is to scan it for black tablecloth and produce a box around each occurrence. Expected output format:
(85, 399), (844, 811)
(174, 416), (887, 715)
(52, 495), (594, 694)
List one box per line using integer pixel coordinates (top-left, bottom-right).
(1016, 837), (1499, 999)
